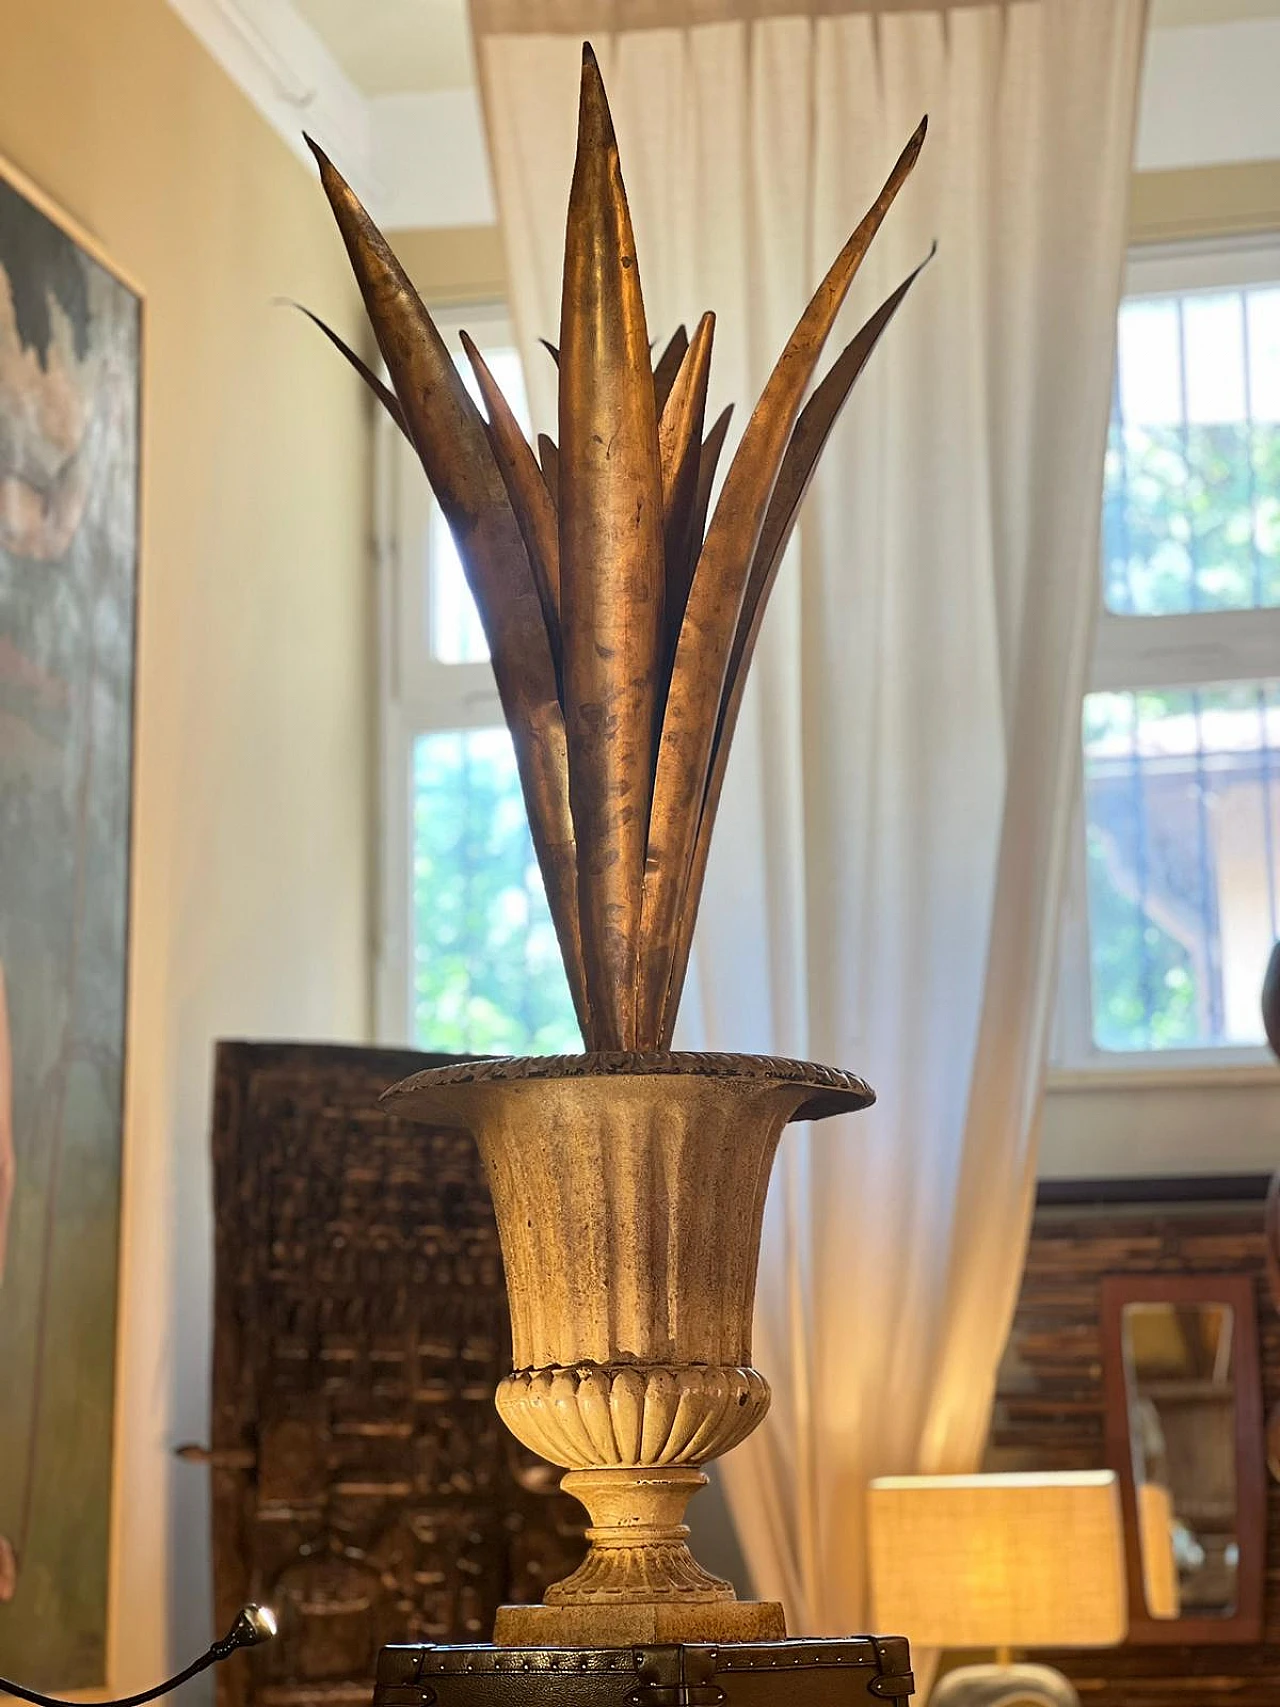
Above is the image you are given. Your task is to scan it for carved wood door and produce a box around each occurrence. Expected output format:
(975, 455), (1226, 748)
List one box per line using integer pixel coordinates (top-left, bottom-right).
(206, 1042), (586, 1707)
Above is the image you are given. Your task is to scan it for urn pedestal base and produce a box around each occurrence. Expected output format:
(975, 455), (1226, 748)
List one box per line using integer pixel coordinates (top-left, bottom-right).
(493, 1464), (786, 1645)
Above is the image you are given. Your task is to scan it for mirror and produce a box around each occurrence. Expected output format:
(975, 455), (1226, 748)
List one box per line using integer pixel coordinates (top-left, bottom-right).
(1101, 1275), (1265, 1645)
(1122, 1300), (1238, 1620)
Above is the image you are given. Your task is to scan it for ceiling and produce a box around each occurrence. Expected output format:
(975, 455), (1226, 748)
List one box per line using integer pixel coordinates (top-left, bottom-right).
(292, 0), (474, 94)
(294, 0), (1280, 98)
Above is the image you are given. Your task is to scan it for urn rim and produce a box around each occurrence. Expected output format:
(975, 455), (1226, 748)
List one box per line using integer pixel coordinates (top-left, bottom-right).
(381, 1050), (874, 1125)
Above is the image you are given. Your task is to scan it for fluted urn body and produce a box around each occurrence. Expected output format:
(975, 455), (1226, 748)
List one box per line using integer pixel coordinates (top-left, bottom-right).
(383, 1052), (873, 1644)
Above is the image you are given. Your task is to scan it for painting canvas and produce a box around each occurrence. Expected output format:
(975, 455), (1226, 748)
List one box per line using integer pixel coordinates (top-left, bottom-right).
(0, 158), (141, 1688)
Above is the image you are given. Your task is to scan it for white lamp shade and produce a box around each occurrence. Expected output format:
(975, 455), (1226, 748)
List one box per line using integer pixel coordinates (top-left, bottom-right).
(867, 1472), (1128, 1649)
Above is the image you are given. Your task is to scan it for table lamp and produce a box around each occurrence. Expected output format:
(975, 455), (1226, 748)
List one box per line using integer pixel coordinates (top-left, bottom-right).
(867, 1472), (1129, 1707)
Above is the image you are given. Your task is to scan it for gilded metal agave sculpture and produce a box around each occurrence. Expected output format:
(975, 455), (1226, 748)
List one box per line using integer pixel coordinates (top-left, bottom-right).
(305, 43), (927, 1648)
(307, 45), (925, 1056)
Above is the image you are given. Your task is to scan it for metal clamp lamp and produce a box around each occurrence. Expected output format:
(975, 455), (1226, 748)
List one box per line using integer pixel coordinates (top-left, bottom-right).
(0, 1605), (276, 1707)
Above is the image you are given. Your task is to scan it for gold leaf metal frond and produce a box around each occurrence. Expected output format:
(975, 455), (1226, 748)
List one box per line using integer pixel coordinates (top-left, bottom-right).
(283, 298), (410, 440)
(304, 136), (588, 1040)
(656, 246), (936, 1040)
(658, 312), (715, 677)
(559, 44), (666, 1050)
(305, 46), (928, 1053)
(461, 329), (563, 685)
(636, 115), (928, 1044)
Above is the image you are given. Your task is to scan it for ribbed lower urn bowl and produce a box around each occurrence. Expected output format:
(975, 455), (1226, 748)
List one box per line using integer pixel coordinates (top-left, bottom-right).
(381, 1051), (874, 1645)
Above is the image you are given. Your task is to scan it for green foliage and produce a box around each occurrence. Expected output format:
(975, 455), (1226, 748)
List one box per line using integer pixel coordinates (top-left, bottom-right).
(1103, 422), (1280, 615)
(411, 729), (580, 1055)
(1083, 681), (1280, 1052)
(1085, 822), (1199, 1051)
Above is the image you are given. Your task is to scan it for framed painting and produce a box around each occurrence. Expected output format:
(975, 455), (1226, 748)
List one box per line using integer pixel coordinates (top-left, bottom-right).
(0, 156), (142, 1688)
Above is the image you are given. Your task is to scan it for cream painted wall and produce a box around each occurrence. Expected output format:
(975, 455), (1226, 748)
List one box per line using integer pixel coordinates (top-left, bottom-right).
(0, 0), (373, 1691)
(390, 223), (507, 306)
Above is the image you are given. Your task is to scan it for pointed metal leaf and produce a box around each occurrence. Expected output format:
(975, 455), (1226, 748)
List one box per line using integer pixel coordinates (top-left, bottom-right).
(652, 324), (690, 417)
(658, 254), (932, 1038)
(725, 250), (933, 728)
(690, 405), (733, 564)
(558, 45), (665, 1049)
(657, 313), (714, 661)
(461, 329), (562, 684)
(538, 433), (560, 510)
(640, 119), (927, 1042)
(283, 299), (410, 439)
(306, 135), (588, 1036)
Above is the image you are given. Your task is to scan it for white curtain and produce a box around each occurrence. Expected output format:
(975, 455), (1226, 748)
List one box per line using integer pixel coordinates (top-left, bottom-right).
(471, 0), (1147, 1646)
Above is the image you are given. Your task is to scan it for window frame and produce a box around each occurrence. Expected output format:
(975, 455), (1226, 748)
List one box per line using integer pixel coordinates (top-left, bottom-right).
(1052, 235), (1280, 1084)
(373, 300), (512, 1045)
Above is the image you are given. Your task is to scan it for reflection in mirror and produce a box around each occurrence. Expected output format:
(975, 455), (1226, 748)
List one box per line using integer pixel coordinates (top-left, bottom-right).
(1122, 1302), (1239, 1623)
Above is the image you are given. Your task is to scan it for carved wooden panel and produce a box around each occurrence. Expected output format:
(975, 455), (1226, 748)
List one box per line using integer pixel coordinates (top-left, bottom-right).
(208, 1042), (587, 1707)
(987, 1182), (1279, 1706)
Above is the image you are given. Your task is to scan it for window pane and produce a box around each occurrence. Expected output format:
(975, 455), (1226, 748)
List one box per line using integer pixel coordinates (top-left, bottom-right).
(1104, 283), (1280, 616)
(1183, 293), (1245, 424)
(1084, 681), (1280, 1051)
(428, 507), (488, 663)
(411, 727), (580, 1055)
(1117, 297), (1182, 428)
(1249, 289), (1280, 423)
(427, 344), (532, 664)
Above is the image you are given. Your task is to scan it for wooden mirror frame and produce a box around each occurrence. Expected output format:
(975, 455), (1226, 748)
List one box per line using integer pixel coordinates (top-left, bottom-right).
(1100, 1273), (1266, 1646)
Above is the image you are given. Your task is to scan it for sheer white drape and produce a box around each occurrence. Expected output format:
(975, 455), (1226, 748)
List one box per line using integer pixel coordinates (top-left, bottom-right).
(471, 0), (1146, 1641)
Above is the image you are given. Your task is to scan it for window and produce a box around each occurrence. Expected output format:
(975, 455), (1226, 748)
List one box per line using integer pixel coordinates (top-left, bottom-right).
(382, 268), (1280, 1069)
(376, 306), (579, 1055)
(1058, 241), (1280, 1071)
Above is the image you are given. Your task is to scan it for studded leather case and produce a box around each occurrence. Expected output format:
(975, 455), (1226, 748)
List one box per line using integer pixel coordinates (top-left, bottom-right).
(372, 1639), (915, 1707)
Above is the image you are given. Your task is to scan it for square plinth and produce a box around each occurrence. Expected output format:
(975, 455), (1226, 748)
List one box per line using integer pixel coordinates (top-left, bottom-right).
(372, 1637), (915, 1707)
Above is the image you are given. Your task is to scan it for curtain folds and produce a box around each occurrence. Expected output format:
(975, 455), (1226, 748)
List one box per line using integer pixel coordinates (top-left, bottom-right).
(471, 0), (1147, 1644)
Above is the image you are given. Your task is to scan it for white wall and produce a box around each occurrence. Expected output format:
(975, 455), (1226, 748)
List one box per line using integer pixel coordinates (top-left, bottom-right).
(1042, 1071), (1279, 1180)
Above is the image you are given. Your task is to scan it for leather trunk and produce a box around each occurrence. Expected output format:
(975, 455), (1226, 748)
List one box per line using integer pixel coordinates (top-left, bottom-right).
(372, 1640), (915, 1707)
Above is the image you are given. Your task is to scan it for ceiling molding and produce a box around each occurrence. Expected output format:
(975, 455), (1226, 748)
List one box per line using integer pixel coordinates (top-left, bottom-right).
(164, 0), (377, 202)
(167, 0), (1280, 234)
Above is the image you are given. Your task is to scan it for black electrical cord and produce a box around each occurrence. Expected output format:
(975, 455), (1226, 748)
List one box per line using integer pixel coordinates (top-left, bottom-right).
(0, 1605), (277, 1707)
